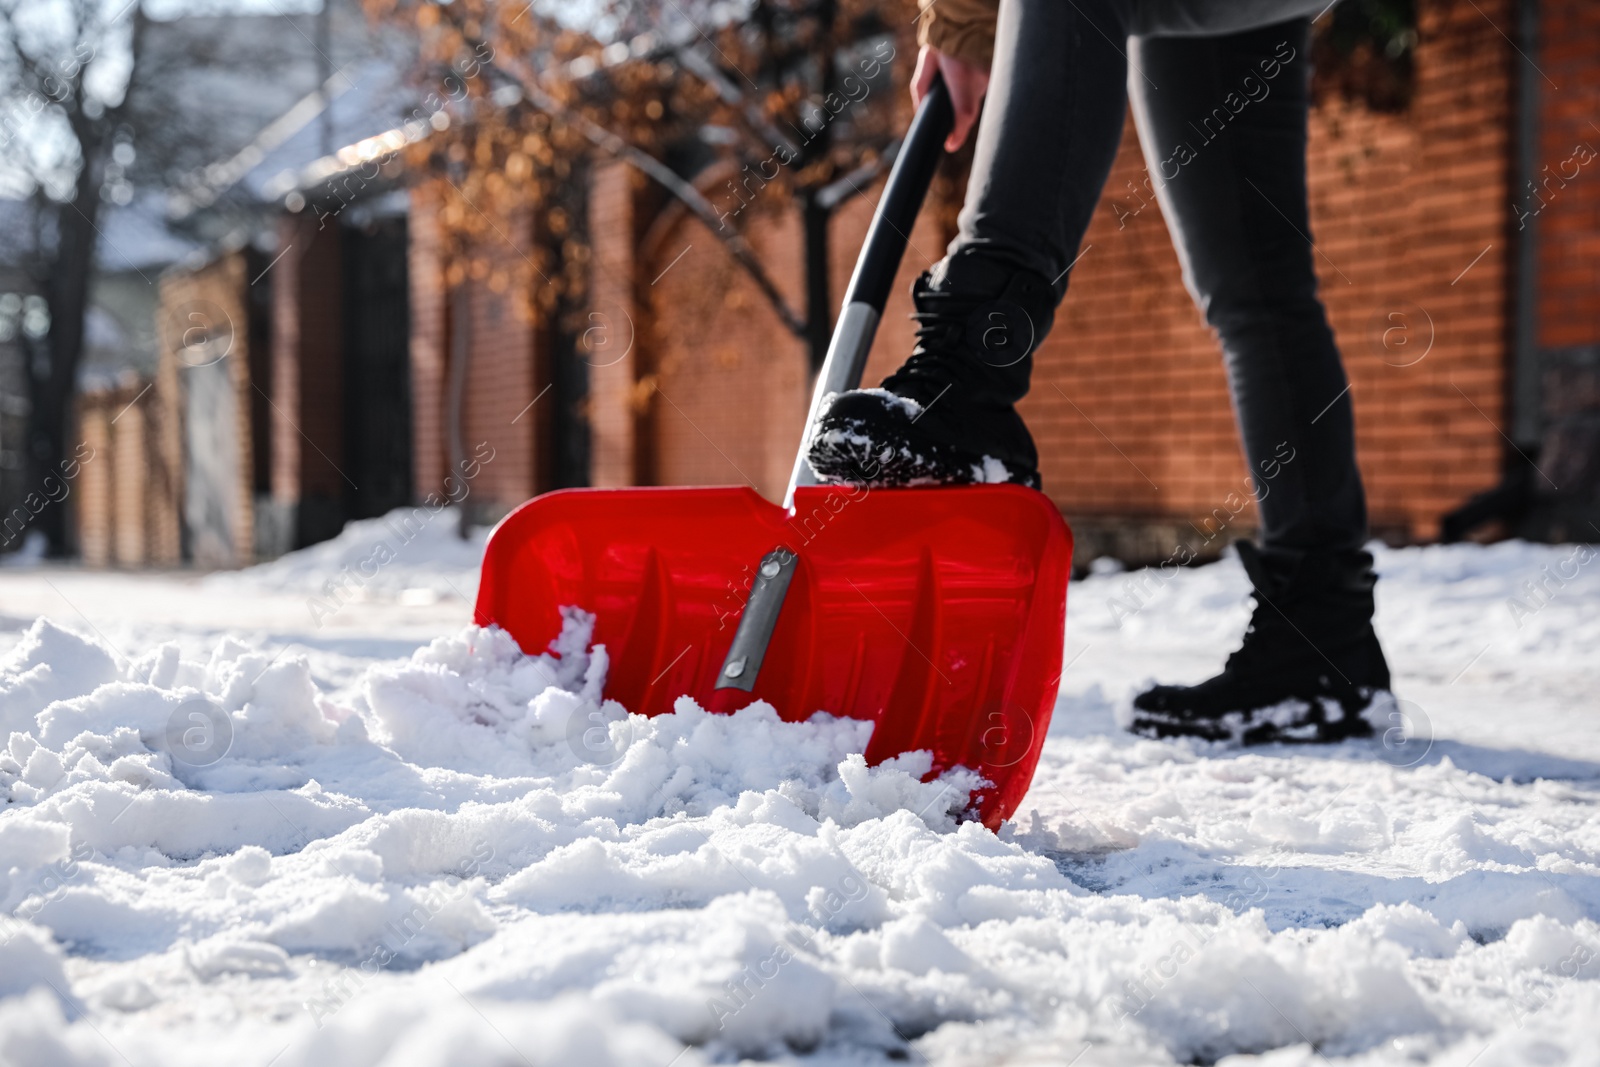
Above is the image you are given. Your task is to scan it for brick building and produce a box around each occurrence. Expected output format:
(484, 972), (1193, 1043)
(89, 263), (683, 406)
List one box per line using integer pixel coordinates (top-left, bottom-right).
(136, 0), (1598, 569)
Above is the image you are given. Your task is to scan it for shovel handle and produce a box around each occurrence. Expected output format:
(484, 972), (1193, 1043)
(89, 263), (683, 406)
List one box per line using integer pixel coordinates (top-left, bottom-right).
(784, 73), (955, 508)
(844, 73), (955, 312)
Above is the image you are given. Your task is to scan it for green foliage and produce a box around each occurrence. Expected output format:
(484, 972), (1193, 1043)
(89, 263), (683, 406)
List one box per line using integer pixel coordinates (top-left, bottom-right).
(1312, 0), (1419, 112)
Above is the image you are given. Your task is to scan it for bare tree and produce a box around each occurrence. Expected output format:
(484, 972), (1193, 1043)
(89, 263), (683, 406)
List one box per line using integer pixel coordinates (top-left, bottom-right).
(367, 0), (915, 373)
(0, 0), (147, 556)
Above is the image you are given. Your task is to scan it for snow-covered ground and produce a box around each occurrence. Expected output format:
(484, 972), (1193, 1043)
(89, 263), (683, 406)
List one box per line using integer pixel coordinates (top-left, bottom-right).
(1, 514), (1596, 1067)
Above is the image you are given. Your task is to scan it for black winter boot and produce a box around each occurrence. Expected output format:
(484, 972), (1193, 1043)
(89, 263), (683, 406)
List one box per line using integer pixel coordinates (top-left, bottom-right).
(1127, 541), (1392, 744)
(806, 254), (1056, 489)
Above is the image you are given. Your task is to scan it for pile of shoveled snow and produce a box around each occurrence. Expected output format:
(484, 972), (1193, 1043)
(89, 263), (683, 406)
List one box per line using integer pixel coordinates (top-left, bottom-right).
(0, 539), (1597, 1066)
(0, 612), (990, 1066)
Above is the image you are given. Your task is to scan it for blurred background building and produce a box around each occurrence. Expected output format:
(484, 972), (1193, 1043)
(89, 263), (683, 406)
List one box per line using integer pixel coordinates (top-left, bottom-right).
(2, 0), (1597, 571)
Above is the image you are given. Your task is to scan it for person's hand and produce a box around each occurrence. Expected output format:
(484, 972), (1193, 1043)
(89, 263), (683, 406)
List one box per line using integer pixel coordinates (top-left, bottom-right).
(912, 44), (989, 152)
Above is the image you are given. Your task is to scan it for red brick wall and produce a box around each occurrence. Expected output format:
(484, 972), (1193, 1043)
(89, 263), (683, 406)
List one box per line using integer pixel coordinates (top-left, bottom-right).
(640, 176), (808, 500)
(1535, 0), (1600, 351)
(587, 162), (644, 488)
(459, 245), (543, 518)
(1332, 0), (1513, 537)
(407, 180), (546, 519)
(1527, 0), (1600, 535)
(76, 393), (112, 567)
(74, 377), (182, 568)
(1028, 0), (1513, 543)
(410, 183), (450, 500)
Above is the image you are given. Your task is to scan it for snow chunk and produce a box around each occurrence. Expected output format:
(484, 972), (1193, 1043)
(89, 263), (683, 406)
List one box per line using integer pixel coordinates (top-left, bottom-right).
(0, 924), (73, 1009)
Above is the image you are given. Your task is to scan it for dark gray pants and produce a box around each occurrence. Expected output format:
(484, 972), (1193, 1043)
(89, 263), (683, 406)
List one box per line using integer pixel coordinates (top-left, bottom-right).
(953, 0), (1367, 557)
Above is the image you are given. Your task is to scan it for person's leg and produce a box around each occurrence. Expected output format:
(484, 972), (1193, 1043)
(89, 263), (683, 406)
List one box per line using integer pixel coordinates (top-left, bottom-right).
(949, 0), (1132, 287)
(1124, 19), (1391, 742)
(1129, 18), (1366, 557)
(807, 0), (1131, 489)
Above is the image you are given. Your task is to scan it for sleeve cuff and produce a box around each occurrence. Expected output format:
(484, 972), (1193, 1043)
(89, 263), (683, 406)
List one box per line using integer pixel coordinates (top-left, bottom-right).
(917, 0), (998, 70)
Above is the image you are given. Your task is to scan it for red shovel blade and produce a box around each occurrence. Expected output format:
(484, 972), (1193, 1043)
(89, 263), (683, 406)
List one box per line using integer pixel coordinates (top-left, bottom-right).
(474, 483), (1072, 827)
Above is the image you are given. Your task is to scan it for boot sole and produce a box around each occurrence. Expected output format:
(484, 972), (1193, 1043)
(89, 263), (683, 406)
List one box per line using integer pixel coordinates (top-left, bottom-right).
(1128, 690), (1386, 746)
(808, 415), (1040, 489)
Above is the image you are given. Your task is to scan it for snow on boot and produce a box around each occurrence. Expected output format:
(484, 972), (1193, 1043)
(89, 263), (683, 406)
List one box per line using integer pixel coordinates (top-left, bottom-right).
(1126, 541), (1392, 744)
(806, 253), (1055, 489)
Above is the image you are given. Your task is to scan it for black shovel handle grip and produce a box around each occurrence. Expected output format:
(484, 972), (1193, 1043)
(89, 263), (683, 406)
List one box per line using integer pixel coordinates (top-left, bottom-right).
(841, 73), (954, 314)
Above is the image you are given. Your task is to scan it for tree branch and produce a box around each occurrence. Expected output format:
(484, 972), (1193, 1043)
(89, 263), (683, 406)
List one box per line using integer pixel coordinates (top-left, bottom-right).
(814, 137), (898, 211)
(484, 53), (809, 341)
(673, 44), (798, 159)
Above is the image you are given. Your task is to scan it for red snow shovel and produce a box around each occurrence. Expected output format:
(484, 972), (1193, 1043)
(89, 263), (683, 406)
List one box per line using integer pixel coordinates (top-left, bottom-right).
(475, 77), (1073, 827)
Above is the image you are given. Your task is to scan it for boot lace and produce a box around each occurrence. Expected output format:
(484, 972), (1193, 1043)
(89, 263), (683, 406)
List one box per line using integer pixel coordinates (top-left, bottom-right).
(883, 285), (976, 394)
